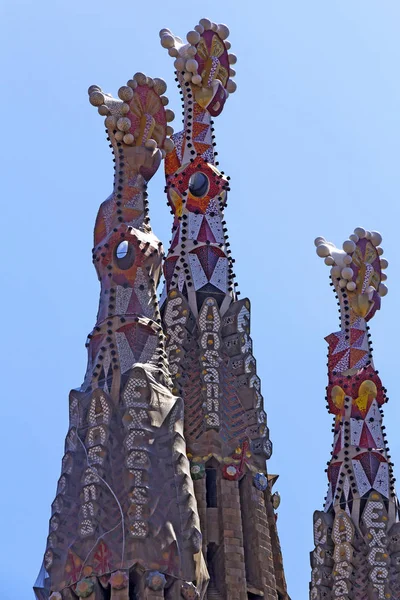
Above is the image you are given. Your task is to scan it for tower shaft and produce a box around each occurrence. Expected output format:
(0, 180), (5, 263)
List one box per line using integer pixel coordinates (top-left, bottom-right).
(159, 19), (289, 600)
(36, 74), (206, 600)
(311, 230), (399, 600)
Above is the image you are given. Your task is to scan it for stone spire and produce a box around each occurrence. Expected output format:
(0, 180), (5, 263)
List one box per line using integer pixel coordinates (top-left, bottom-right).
(311, 229), (400, 600)
(159, 18), (289, 600)
(35, 74), (207, 600)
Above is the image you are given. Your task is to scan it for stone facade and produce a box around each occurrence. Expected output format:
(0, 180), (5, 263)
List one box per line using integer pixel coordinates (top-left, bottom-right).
(35, 17), (290, 600)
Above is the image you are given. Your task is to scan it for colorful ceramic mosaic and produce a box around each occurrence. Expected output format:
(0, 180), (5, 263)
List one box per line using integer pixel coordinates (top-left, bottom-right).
(34, 73), (206, 600)
(159, 18), (271, 477)
(311, 229), (399, 600)
(158, 18), (288, 600)
(35, 18), (290, 600)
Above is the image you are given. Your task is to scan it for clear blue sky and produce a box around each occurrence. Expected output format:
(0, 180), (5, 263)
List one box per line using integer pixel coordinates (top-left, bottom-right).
(2, 1), (400, 599)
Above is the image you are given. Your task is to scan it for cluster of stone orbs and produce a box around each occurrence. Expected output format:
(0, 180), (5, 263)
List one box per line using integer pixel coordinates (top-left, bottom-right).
(159, 18), (237, 94)
(88, 73), (175, 154)
(315, 227), (388, 297)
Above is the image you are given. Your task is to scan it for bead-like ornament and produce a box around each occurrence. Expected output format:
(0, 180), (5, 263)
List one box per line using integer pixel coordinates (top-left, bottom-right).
(110, 571), (129, 590)
(223, 464), (239, 480)
(190, 462), (205, 480)
(146, 571), (166, 591)
(253, 472), (268, 491)
(75, 578), (94, 598)
(272, 491), (281, 509)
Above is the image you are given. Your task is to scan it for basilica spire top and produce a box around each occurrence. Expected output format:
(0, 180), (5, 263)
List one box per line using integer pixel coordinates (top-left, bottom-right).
(159, 17), (237, 109)
(159, 18), (236, 173)
(88, 73), (176, 150)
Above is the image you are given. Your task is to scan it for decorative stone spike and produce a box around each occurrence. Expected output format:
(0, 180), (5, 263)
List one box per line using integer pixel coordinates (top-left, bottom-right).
(34, 73), (205, 600)
(310, 229), (399, 600)
(159, 19), (289, 600)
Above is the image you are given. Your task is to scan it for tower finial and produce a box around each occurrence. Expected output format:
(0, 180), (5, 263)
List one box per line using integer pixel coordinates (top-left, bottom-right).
(160, 18), (237, 118)
(88, 73), (175, 168)
(315, 227), (387, 313)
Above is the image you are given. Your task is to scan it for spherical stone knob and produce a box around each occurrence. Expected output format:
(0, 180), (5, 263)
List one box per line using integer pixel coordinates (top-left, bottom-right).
(117, 117), (132, 132)
(380, 258), (389, 269)
(165, 109), (175, 123)
(227, 79), (237, 93)
(134, 72), (147, 85)
(316, 244), (331, 258)
(159, 27), (172, 37)
(199, 18), (212, 30)
(118, 85), (134, 101)
(145, 139), (158, 150)
(105, 115), (117, 129)
(89, 91), (105, 106)
(187, 30), (201, 45)
(341, 267), (354, 280)
(153, 78), (167, 95)
(174, 58), (185, 71)
(98, 104), (110, 116)
(343, 240), (356, 254)
(217, 24), (230, 40)
(161, 33), (175, 48)
(354, 226), (366, 238)
(164, 138), (175, 153)
(379, 283), (388, 296)
(371, 231), (383, 246)
(186, 59), (199, 73)
(187, 45), (197, 57)
(120, 103), (130, 115)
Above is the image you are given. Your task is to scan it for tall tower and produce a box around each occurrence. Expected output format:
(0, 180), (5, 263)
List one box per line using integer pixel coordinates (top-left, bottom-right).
(159, 19), (289, 600)
(35, 75), (207, 600)
(311, 229), (400, 599)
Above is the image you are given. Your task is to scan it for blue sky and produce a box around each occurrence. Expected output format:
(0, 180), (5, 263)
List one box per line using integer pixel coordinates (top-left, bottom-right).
(2, 1), (400, 598)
